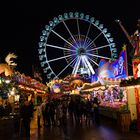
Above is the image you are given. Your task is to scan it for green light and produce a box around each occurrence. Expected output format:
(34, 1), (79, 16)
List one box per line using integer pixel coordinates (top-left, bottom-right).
(74, 12), (79, 18)
(99, 24), (103, 29)
(42, 30), (47, 35)
(58, 15), (63, 20)
(53, 17), (59, 24)
(103, 28), (107, 33)
(90, 17), (95, 23)
(64, 13), (68, 19)
(49, 21), (54, 27)
(95, 20), (99, 26)
(69, 12), (73, 18)
(80, 13), (84, 19)
(45, 25), (50, 31)
(85, 15), (90, 20)
(40, 36), (44, 41)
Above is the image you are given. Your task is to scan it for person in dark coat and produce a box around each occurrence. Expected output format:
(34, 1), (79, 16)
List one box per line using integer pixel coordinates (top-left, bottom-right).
(0, 103), (4, 118)
(20, 100), (32, 139)
(93, 97), (100, 126)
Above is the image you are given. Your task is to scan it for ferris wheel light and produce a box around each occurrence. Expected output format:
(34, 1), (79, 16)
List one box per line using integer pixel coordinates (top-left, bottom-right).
(99, 24), (104, 29)
(43, 67), (50, 73)
(109, 38), (114, 42)
(40, 36), (44, 41)
(53, 17), (59, 24)
(69, 12), (74, 18)
(85, 15), (90, 20)
(45, 25), (50, 31)
(64, 13), (68, 19)
(102, 28), (107, 33)
(41, 61), (47, 67)
(74, 12), (79, 17)
(42, 30), (47, 35)
(58, 15), (63, 20)
(80, 13), (84, 19)
(95, 20), (99, 26)
(90, 17), (95, 23)
(106, 33), (111, 37)
(38, 48), (45, 54)
(39, 42), (43, 48)
(49, 21), (54, 27)
(110, 43), (116, 47)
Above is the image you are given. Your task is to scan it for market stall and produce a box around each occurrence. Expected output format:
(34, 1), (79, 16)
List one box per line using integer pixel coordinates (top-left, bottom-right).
(81, 78), (128, 119)
(120, 78), (140, 132)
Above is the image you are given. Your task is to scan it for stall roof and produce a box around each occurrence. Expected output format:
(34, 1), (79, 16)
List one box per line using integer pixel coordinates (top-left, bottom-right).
(81, 81), (102, 91)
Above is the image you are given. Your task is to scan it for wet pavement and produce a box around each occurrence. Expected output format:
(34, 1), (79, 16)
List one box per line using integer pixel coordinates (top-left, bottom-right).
(1, 110), (140, 140)
(30, 111), (140, 140)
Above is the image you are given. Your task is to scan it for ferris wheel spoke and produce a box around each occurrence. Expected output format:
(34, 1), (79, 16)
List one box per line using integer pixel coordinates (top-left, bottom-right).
(62, 21), (79, 47)
(85, 32), (103, 49)
(51, 29), (77, 49)
(76, 19), (81, 48)
(47, 54), (75, 63)
(87, 56), (99, 66)
(71, 56), (79, 67)
(87, 53), (111, 60)
(83, 23), (91, 47)
(54, 56), (78, 79)
(81, 56), (91, 75)
(46, 43), (76, 52)
(86, 43), (115, 52)
(72, 56), (81, 76)
(84, 56), (95, 74)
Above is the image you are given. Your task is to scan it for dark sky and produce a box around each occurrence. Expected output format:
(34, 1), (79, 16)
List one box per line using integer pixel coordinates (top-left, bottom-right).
(0, 0), (139, 81)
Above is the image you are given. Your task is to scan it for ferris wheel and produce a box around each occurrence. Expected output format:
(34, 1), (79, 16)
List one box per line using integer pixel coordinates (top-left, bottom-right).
(38, 12), (117, 80)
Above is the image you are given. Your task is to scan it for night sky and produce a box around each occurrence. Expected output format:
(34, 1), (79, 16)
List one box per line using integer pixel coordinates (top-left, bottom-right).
(0, 0), (139, 81)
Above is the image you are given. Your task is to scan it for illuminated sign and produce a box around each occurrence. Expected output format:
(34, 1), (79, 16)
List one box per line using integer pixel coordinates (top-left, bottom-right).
(92, 47), (128, 80)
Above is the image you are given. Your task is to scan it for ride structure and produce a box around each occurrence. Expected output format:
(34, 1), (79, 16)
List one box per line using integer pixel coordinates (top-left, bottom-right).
(38, 12), (117, 80)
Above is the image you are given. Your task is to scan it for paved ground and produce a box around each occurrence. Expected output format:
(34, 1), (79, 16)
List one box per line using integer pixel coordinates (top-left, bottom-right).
(0, 110), (140, 140)
(30, 111), (140, 140)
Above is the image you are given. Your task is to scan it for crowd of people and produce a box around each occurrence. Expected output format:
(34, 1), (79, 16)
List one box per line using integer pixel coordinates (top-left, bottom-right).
(36, 95), (101, 129)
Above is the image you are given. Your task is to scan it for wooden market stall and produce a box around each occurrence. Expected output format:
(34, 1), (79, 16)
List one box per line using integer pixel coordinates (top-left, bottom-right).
(120, 78), (140, 132)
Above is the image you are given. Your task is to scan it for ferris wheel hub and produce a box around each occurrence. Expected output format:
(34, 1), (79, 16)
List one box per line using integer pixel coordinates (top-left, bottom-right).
(77, 47), (86, 56)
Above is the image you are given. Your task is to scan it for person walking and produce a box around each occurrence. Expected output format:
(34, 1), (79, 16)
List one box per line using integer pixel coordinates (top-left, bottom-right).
(92, 97), (100, 126)
(37, 103), (42, 128)
(20, 99), (32, 139)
